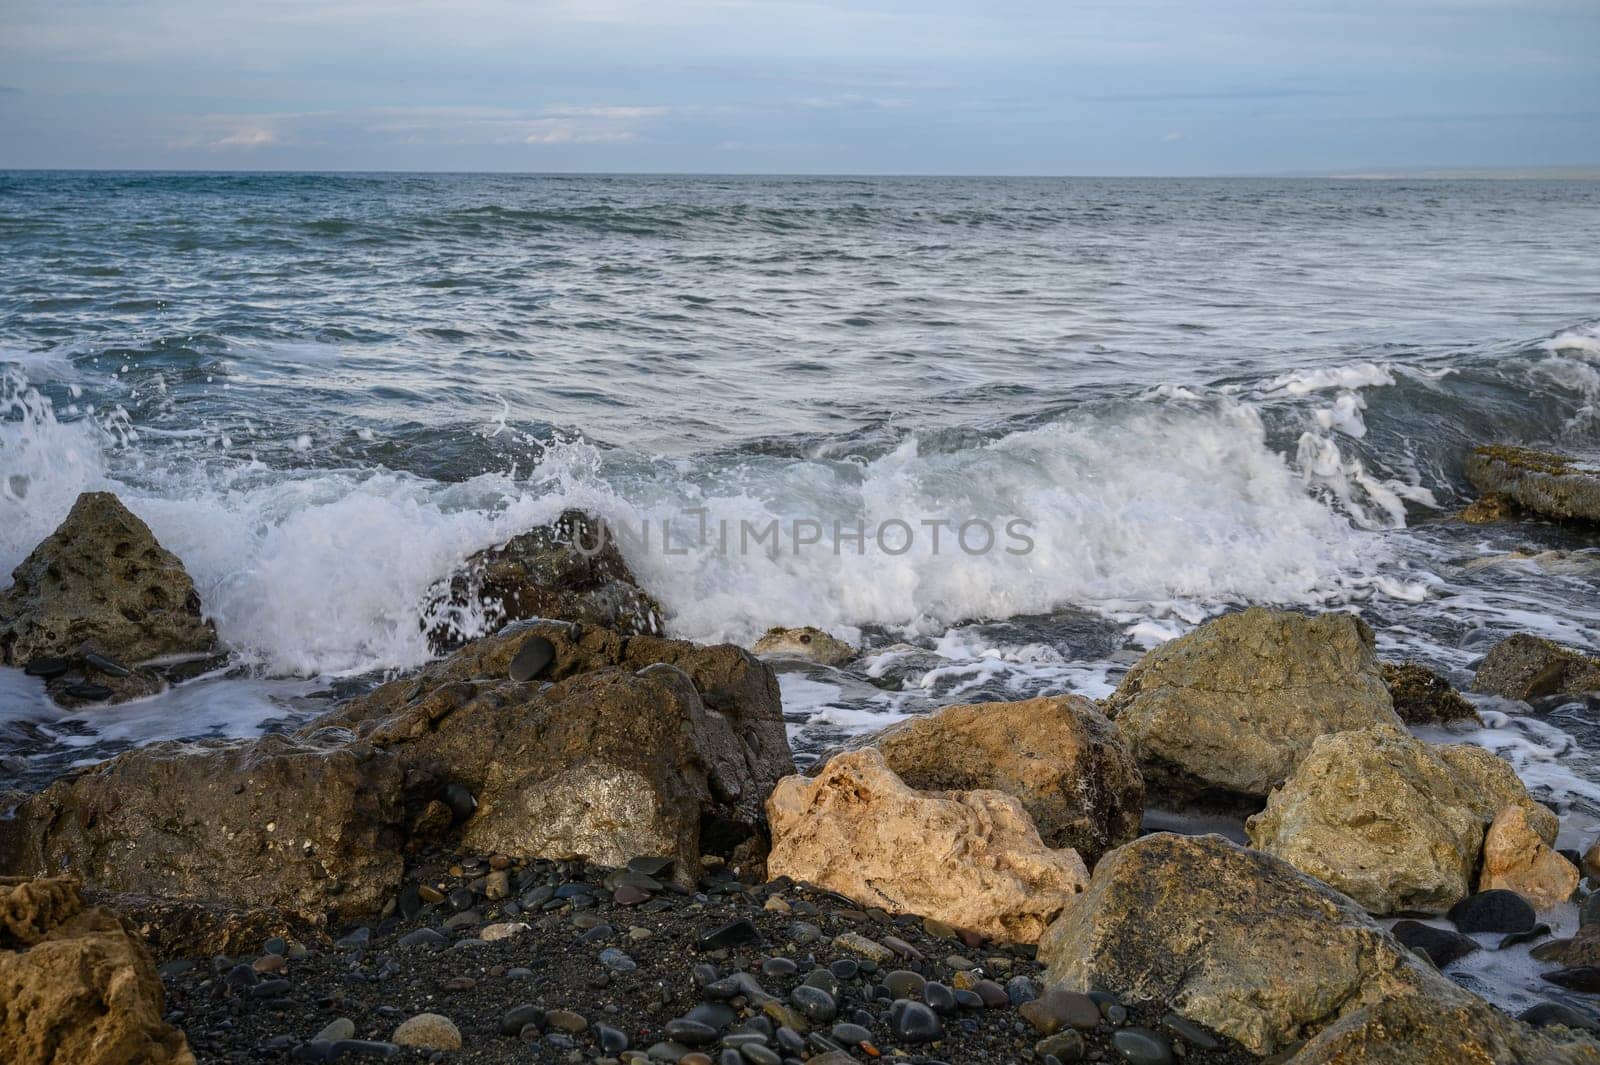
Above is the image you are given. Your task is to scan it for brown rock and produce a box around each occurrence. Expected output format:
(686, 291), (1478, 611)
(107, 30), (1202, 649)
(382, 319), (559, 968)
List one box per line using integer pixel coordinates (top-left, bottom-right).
(0, 876), (194, 1065)
(1471, 633), (1600, 702)
(97, 894), (323, 962)
(1465, 444), (1600, 524)
(0, 733), (405, 924)
(1245, 724), (1558, 914)
(1104, 608), (1400, 800)
(752, 625), (856, 666)
(1038, 832), (1480, 1057)
(1479, 804), (1579, 910)
(1460, 492), (1517, 524)
(858, 695), (1143, 867)
(420, 509), (662, 653)
(0, 491), (223, 705)
(766, 748), (1089, 943)
(1382, 661), (1481, 725)
(304, 622), (792, 880)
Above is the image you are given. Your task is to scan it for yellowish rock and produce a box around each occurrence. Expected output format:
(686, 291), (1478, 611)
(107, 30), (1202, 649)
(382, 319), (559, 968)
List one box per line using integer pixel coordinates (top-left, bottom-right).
(767, 749), (1088, 943)
(753, 625), (855, 666)
(1479, 805), (1579, 911)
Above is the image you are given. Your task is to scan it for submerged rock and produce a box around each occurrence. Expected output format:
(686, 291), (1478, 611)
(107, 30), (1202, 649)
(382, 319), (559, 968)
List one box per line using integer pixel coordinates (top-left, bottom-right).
(0, 876), (195, 1065)
(0, 492), (222, 705)
(1465, 444), (1600, 524)
(1479, 804), (1579, 910)
(0, 733), (406, 924)
(1471, 633), (1600, 702)
(307, 621), (792, 880)
(1245, 724), (1557, 914)
(1037, 832), (1535, 1058)
(1104, 608), (1399, 801)
(1381, 661), (1480, 725)
(766, 748), (1089, 942)
(420, 509), (662, 654)
(752, 625), (856, 666)
(857, 694), (1143, 867)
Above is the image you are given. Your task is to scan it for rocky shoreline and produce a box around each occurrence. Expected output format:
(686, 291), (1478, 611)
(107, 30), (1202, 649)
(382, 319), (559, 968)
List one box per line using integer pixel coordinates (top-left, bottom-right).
(6, 466), (1600, 1064)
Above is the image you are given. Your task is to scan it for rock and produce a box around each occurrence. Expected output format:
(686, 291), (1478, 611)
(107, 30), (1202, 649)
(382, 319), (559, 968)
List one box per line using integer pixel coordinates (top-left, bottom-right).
(889, 999), (942, 1042)
(1019, 987), (1101, 1033)
(1244, 724), (1557, 914)
(1389, 920), (1479, 967)
(1449, 889), (1538, 934)
(1112, 1027), (1174, 1065)
(391, 1012), (461, 1051)
(306, 621), (791, 881)
(1037, 832), (1484, 1056)
(99, 894), (320, 962)
(1465, 444), (1600, 524)
(0, 876), (195, 1065)
(1381, 662), (1481, 725)
(0, 492), (223, 706)
(1287, 986), (1600, 1064)
(752, 626), (855, 666)
(1103, 608), (1399, 800)
(419, 509), (662, 654)
(848, 695), (1143, 867)
(1480, 804), (1579, 909)
(1460, 492), (1516, 524)
(766, 749), (1088, 943)
(1471, 633), (1600, 702)
(1530, 925), (1600, 968)
(0, 733), (405, 924)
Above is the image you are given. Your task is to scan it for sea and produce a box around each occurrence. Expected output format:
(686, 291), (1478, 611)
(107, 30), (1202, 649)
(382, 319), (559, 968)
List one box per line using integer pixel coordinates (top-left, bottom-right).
(3, 171), (1600, 1008)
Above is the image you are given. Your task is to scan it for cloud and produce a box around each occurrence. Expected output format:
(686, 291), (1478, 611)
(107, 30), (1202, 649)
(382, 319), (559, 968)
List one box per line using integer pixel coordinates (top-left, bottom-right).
(1163, 131), (1185, 142)
(212, 126), (279, 148)
(1083, 87), (1358, 103)
(793, 93), (910, 111)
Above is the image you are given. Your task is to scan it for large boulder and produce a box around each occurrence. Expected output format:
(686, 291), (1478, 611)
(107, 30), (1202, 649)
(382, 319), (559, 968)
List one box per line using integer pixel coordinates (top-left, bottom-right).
(1104, 608), (1400, 800)
(0, 492), (223, 705)
(1382, 661), (1481, 725)
(1479, 804), (1578, 910)
(1465, 444), (1600, 523)
(1039, 832), (1479, 1057)
(305, 621), (793, 880)
(765, 748), (1089, 943)
(0, 733), (405, 924)
(1288, 990), (1600, 1065)
(1245, 724), (1558, 914)
(420, 509), (662, 653)
(0, 876), (194, 1065)
(854, 695), (1142, 867)
(1471, 633), (1600, 702)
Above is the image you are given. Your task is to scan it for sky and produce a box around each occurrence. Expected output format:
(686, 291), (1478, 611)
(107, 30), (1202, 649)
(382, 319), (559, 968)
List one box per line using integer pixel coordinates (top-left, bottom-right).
(1, 0), (1597, 175)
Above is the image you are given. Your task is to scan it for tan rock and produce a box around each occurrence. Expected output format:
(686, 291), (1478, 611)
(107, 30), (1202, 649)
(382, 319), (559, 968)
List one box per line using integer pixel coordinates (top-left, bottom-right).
(0, 877), (194, 1065)
(1245, 725), (1557, 914)
(1479, 805), (1578, 910)
(1104, 608), (1399, 800)
(753, 625), (856, 666)
(1471, 632), (1600, 702)
(863, 695), (1143, 867)
(766, 749), (1088, 943)
(1039, 833), (1470, 1057)
(392, 1012), (462, 1051)
(0, 491), (223, 706)
(1465, 444), (1600, 525)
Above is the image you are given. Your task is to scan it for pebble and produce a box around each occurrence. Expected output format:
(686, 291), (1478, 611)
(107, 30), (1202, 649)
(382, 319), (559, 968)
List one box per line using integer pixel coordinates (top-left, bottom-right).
(441, 975), (476, 991)
(264, 936), (289, 956)
(1112, 1026), (1175, 1064)
(1021, 989), (1101, 1034)
(973, 979), (1009, 1009)
(1036, 1030), (1087, 1061)
(313, 1018), (356, 1043)
(923, 981), (957, 1014)
(789, 984), (837, 1023)
(480, 921), (528, 942)
(597, 1023), (630, 1052)
(615, 884), (651, 906)
(736, 1044), (781, 1065)
(1160, 1013), (1220, 1050)
(889, 999), (943, 1043)
(830, 1021), (873, 1046)
(1006, 975), (1040, 1005)
(442, 783), (476, 820)
(600, 948), (638, 971)
(1448, 889), (1536, 934)
(1583, 893), (1600, 928)
(698, 918), (760, 951)
(761, 957), (798, 978)
(1500, 923), (1552, 949)
(23, 656), (70, 679)
(1520, 1001), (1600, 1032)
(252, 954), (286, 973)
(509, 634), (556, 681)
(392, 1013), (461, 1051)
(545, 1009), (589, 1033)
(416, 885), (445, 905)
(1542, 966), (1600, 992)
(884, 969), (925, 998)
(664, 1019), (719, 1045)
(484, 869), (512, 899)
(1390, 920), (1479, 966)
(831, 932), (894, 963)
(499, 1004), (546, 1036)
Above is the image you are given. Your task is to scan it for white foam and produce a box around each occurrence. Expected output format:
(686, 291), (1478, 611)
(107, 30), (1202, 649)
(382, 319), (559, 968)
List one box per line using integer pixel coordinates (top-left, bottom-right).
(1263, 363), (1397, 396)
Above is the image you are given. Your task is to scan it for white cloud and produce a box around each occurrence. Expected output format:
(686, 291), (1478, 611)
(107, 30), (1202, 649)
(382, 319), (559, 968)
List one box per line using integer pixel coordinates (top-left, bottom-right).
(1163, 130), (1185, 141)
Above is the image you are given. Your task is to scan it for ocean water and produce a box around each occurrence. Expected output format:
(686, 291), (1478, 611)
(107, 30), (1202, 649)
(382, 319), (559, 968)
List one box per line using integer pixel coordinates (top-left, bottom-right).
(3, 171), (1600, 1005)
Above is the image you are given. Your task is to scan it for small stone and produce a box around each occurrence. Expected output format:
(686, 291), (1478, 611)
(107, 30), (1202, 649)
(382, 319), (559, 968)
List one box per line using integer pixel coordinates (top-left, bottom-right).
(597, 1023), (630, 1052)
(1021, 989), (1101, 1034)
(973, 979), (1008, 1008)
(600, 948), (638, 971)
(1390, 920), (1480, 966)
(1520, 1001), (1600, 1032)
(1037, 1030), (1087, 1061)
(1449, 889), (1537, 934)
(481, 921), (529, 942)
(1542, 966), (1600, 992)
(665, 1019), (719, 1045)
(1159, 1014), (1219, 1051)
(64, 681), (114, 702)
(831, 1022), (873, 1046)
(764, 895), (791, 914)
(737, 1044), (781, 1065)
(314, 1018), (356, 1043)
(789, 984), (837, 1023)
(500, 1004), (546, 1036)
(889, 999), (942, 1043)
(1006, 975), (1040, 1005)
(545, 1009), (588, 1033)
(397, 927), (447, 950)
(442, 783), (476, 820)
(485, 869), (512, 899)
(23, 656), (70, 679)
(699, 918), (760, 951)
(1113, 1027), (1175, 1064)
(417, 885), (445, 904)
(509, 634), (556, 681)
(882, 936), (922, 960)
(392, 1013), (462, 1051)
(762, 957), (798, 978)
(615, 884), (651, 906)
(831, 932), (893, 963)
(884, 970), (925, 998)
(924, 982), (957, 1014)
(252, 954), (286, 973)
(441, 975), (476, 991)
(264, 936), (289, 956)
(1500, 923), (1552, 949)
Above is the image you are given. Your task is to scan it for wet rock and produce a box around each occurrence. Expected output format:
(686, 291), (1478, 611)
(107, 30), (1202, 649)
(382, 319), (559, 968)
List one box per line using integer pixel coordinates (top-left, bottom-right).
(391, 1012), (461, 1051)
(1471, 633), (1600, 702)
(889, 999), (942, 1043)
(0, 733), (405, 924)
(751, 626), (855, 666)
(1381, 662), (1481, 725)
(1544, 967), (1600, 993)
(766, 749), (1089, 943)
(1520, 1001), (1600, 1034)
(844, 694), (1143, 866)
(0, 876), (194, 1065)
(1103, 608), (1399, 801)
(305, 622), (791, 881)
(1449, 889), (1538, 934)
(1037, 832), (1472, 1056)
(0, 492), (223, 706)
(1465, 444), (1600, 524)
(419, 509), (662, 653)
(1112, 1027), (1174, 1065)
(1480, 804), (1579, 910)
(1245, 724), (1558, 914)
(1389, 920), (1479, 967)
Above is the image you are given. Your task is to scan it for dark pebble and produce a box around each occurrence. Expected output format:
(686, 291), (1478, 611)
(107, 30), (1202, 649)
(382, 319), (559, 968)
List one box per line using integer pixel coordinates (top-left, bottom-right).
(1500, 923), (1553, 949)
(83, 650), (132, 676)
(1583, 893), (1600, 928)
(64, 682), (114, 701)
(762, 957), (799, 978)
(628, 856), (675, 877)
(1543, 966), (1600, 992)
(790, 984), (837, 1023)
(328, 1041), (399, 1059)
(23, 656), (70, 679)
(508, 634), (555, 682)
(923, 981), (957, 1014)
(973, 979), (1009, 1009)
(1520, 1001), (1600, 1032)
(698, 918), (761, 951)
(397, 928), (447, 950)
(1448, 889), (1536, 934)
(664, 1019), (719, 1045)
(738, 1043), (781, 1065)
(684, 1003), (737, 1029)
(830, 1022), (873, 1046)
(1391, 920), (1479, 966)
(596, 1023), (629, 1052)
(1035, 1030), (1086, 1061)
(446, 887), (475, 912)
(1160, 1013), (1219, 1050)
(889, 999), (942, 1043)
(442, 783), (476, 820)
(250, 978), (292, 999)
(828, 959), (859, 981)
(499, 1004), (545, 1036)
(1112, 1026), (1174, 1064)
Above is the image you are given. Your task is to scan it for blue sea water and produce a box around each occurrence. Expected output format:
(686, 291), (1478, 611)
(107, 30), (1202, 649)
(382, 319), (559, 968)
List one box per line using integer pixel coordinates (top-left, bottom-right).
(2, 172), (1600, 1006)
